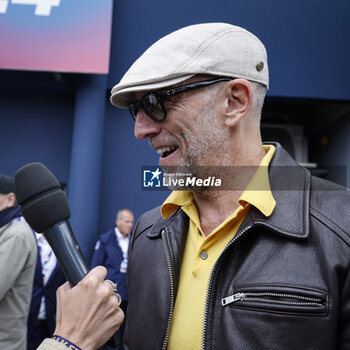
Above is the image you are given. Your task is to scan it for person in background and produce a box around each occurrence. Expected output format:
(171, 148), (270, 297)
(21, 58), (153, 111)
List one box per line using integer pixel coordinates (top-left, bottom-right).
(0, 174), (37, 350)
(91, 209), (134, 349)
(27, 233), (66, 350)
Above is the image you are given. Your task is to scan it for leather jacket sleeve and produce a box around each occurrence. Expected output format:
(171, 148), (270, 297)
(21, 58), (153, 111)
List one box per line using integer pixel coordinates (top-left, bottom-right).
(339, 267), (350, 349)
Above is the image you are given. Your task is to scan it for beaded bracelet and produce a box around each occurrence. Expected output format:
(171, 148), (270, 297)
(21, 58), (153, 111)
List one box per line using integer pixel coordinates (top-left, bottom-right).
(51, 335), (82, 350)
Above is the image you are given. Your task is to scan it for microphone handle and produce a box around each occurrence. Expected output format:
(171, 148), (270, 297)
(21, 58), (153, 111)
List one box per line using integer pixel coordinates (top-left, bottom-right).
(44, 221), (89, 286)
(43, 221), (119, 348)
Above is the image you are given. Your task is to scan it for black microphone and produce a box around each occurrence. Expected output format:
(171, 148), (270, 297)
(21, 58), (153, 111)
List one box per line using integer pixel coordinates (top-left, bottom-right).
(14, 162), (118, 348)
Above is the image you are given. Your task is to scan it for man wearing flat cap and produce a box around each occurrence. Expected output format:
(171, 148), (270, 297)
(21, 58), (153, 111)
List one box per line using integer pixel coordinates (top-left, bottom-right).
(0, 174), (37, 350)
(38, 23), (350, 350)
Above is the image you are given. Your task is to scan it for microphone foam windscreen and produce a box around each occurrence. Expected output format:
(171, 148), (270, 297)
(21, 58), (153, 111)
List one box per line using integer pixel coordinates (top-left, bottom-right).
(14, 162), (71, 233)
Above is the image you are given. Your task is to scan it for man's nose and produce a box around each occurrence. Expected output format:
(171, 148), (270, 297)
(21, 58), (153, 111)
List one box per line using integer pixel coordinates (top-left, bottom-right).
(134, 110), (161, 140)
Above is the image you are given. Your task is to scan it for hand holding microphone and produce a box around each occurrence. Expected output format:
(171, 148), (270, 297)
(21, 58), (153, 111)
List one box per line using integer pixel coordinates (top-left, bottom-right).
(55, 266), (124, 350)
(14, 162), (123, 349)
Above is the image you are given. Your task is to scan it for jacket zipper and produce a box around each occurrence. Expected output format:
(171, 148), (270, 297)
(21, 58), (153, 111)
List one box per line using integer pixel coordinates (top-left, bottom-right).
(221, 292), (323, 307)
(201, 225), (252, 350)
(161, 228), (175, 350)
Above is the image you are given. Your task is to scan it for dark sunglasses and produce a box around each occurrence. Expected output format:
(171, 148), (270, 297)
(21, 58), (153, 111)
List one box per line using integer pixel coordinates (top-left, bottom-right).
(128, 77), (231, 122)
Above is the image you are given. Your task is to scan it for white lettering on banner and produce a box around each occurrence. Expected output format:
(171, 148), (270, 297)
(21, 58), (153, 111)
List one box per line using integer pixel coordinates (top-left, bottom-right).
(163, 176), (222, 188)
(0, 0), (60, 16)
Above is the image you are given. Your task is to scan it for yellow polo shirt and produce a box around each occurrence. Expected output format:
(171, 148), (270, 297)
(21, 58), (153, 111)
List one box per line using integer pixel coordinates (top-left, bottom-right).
(161, 145), (276, 350)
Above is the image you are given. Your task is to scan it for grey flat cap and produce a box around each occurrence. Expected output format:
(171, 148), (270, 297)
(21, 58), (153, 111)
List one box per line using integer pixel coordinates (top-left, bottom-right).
(111, 22), (269, 108)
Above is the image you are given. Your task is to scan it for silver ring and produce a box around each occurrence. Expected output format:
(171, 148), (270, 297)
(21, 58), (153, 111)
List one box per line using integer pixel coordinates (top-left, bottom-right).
(105, 279), (122, 305)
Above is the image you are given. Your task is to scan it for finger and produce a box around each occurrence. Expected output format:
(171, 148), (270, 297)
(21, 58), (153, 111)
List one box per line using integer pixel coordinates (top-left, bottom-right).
(59, 281), (72, 292)
(104, 280), (115, 295)
(85, 266), (108, 282)
(108, 295), (124, 323)
(109, 294), (122, 312)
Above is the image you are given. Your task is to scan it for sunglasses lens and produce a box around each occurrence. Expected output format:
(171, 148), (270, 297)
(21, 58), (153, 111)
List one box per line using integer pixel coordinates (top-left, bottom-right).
(128, 104), (139, 120)
(143, 93), (166, 121)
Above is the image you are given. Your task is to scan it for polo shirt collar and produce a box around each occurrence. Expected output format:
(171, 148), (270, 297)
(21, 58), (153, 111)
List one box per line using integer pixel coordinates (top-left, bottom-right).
(161, 145), (276, 220)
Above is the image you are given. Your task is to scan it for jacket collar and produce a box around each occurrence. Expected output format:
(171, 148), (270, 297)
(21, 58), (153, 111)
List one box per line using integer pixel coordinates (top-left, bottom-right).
(249, 142), (310, 239)
(147, 143), (311, 240)
(148, 207), (184, 238)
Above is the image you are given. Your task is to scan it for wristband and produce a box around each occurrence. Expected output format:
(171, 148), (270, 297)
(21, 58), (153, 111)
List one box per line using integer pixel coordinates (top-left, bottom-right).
(51, 335), (82, 350)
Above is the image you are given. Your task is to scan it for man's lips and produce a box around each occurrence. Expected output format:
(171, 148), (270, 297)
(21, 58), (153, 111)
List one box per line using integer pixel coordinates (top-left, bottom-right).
(156, 145), (179, 158)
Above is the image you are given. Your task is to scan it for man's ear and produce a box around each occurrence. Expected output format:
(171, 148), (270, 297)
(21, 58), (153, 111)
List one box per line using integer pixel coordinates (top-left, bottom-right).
(224, 79), (254, 128)
(7, 192), (16, 207)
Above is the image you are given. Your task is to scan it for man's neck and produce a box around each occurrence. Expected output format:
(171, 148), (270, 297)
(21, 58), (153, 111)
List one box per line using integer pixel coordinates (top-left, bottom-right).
(192, 144), (266, 237)
(115, 227), (128, 239)
(192, 191), (241, 236)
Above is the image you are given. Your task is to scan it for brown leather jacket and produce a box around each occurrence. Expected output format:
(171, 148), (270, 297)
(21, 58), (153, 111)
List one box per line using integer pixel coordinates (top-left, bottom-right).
(125, 143), (350, 350)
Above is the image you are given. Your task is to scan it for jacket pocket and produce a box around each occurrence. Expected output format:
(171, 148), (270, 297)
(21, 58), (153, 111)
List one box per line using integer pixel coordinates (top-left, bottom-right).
(221, 284), (328, 316)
